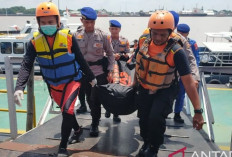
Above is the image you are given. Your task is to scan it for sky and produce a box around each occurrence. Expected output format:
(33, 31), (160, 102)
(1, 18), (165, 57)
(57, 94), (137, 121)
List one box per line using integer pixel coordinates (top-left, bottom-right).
(1, 0), (232, 12)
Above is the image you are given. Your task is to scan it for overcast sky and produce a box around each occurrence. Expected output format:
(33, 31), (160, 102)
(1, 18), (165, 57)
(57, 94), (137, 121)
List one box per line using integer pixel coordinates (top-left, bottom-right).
(1, 0), (232, 12)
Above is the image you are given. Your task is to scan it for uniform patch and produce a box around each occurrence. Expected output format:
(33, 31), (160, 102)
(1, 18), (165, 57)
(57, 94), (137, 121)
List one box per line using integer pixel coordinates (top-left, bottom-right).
(94, 43), (103, 48)
(77, 35), (83, 39)
(194, 43), (198, 50)
(120, 41), (125, 45)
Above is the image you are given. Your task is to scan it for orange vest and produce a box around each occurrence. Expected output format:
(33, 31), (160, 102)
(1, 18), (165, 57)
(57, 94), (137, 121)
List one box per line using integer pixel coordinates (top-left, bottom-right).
(136, 36), (182, 91)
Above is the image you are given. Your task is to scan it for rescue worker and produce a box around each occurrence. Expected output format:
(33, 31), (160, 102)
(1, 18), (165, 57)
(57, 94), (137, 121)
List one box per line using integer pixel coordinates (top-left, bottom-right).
(135, 10), (204, 157)
(104, 20), (130, 122)
(74, 7), (115, 137)
(169, 11), (200, 123)
(174, 23), (200, 123)
(13, 2), (96, 156)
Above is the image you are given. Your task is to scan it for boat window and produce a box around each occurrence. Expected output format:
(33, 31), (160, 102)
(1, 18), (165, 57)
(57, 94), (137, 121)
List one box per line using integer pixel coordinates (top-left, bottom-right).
(25, 28), (32, 34)
(1, 42), (12, 54)
(13, 42), (24, 54)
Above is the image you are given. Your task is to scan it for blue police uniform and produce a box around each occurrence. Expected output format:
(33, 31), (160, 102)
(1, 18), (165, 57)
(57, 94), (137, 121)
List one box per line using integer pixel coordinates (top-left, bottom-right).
(174, 24), (200, 114)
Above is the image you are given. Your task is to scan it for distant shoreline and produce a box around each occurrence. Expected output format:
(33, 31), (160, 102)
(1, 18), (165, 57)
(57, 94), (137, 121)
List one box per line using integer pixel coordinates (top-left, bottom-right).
(1, 14), (232, 17)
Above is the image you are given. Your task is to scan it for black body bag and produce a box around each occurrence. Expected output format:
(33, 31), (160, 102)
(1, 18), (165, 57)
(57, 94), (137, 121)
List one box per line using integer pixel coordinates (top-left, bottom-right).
(96, 83), (137, 115)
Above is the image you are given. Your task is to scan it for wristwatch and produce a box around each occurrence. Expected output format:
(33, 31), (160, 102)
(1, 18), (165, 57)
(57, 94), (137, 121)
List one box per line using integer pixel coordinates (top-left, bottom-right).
(194, 108), (203, 114)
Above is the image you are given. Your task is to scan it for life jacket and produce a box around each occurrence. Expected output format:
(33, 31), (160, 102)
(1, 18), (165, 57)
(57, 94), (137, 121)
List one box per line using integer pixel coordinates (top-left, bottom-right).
(135, 35), (182, 91)
(33, 29), (82, 86)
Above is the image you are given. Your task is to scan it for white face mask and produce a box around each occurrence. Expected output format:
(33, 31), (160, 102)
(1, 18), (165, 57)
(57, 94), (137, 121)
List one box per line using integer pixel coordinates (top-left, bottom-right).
(40, 25), (57, 36)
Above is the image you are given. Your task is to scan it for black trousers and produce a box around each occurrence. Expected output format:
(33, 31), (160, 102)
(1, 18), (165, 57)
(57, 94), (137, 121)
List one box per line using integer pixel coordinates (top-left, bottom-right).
(78, 77), (88, 107)
(83, 73), (108, 126)
(136, 83), (178, 149)
(60, 112), (79, 148)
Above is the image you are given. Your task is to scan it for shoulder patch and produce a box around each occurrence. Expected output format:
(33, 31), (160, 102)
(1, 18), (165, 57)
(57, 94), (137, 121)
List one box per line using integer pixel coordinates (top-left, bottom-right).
(77, 35), (83, 39)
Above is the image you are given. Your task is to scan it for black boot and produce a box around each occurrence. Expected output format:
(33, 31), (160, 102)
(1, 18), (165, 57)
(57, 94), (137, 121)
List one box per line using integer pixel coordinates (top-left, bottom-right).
(89, 124), (99, 137)
(137, 141), (149, 157)
(144, 145), (158, 157)
(113, 115), (121, 123)
(174, 112), (184, 123)
(105, 111), (111, 118)
(68, 127), (83, 144)
(57, 147), (69, 157)
(76, 105), (87, 114)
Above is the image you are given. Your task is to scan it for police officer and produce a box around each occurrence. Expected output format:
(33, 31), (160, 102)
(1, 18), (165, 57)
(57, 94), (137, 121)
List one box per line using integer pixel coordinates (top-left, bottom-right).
(13, 2), (96, 156)
(169, 11), (200, 123)
(104, 20), (131, 122)
(74, 7), (115, 137)
(135, 10), (204, 157)
(174, 23), (200, 123)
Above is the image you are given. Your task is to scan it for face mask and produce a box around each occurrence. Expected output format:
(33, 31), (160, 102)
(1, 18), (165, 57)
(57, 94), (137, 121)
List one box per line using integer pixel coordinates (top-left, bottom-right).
(40, 25), (57, 36)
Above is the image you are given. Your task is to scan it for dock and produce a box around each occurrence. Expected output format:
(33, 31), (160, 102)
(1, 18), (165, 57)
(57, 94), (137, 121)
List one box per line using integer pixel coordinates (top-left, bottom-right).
(0, 107), (220, 157)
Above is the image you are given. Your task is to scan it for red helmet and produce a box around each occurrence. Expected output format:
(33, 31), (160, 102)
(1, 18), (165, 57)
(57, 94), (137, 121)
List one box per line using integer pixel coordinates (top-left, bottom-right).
(148, 10), (174, 30)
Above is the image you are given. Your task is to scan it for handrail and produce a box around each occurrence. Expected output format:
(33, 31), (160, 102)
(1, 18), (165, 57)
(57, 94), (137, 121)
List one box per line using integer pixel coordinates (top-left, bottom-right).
(4, 56), (35, 139)
(199, 72), (215, 142)
(197, 66), (232, 142)
(230, 131), (232, 151)
(184, 66), (232, 142)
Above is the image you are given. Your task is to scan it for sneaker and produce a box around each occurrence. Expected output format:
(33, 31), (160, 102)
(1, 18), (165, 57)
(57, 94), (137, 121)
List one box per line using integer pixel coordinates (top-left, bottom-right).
(68, 127), (83, 144)
(57, 147), (69, 157)
(174, 113), (184, 123)
(89, 124), (99, 137)
(76, 106), (87, 114)
(144, 146), (158, 157)
(137, 142), (149, 157)
(113, 115), (121, 123)
(105, 111), (111, 118)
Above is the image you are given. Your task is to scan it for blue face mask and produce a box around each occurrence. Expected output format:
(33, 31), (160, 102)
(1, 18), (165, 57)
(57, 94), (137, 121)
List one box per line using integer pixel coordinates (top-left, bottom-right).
(40, 25), (57, 36)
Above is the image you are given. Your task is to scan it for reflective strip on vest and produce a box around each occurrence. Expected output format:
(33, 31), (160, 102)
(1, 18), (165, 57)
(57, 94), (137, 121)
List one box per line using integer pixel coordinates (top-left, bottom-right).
(33, 29), (82, 86)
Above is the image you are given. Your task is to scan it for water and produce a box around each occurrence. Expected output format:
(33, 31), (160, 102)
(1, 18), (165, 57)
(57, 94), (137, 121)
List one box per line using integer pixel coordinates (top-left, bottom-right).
(1, 16), (232, 46)
(0, 77), (56, 131)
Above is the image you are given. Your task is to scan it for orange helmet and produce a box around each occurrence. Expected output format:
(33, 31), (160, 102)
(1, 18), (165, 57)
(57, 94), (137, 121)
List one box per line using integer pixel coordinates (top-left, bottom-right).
(36, 2), (60, 27)
(148, 10), (174, 30)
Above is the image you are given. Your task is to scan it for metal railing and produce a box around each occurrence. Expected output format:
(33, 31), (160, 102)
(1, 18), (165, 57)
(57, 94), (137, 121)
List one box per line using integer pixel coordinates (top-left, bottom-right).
(4, 56), (35, 139)
(230, 131), (232, 151)
(185, 66), (232, 142)
(4, 56), (60, 139)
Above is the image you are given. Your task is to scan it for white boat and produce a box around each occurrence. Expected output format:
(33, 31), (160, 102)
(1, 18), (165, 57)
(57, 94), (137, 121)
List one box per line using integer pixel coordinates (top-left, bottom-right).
(199, 32), (232, 84)
(0, 16), (81, 73)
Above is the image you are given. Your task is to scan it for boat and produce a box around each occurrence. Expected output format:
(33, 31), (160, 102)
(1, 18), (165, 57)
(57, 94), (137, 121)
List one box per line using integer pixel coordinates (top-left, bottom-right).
(199, 32), (232, 84)
(179, 7), (207, 16)
(97, 9), (109, 17)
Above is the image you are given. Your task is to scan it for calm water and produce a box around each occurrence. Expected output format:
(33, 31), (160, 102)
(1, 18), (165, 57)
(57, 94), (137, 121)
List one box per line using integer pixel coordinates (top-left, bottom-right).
(1, 16), (232, 46)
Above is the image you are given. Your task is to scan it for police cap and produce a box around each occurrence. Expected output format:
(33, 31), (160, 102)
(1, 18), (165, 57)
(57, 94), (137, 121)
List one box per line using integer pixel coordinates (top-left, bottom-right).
(81, 7), (97, 20)
(109, 20), (121, 28)
(169, 10), (179, 27)
(177, 24), (190, 33)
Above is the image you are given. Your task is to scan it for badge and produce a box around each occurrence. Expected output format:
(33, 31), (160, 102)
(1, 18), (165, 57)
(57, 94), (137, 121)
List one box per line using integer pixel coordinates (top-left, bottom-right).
(93, 43), (103, 48)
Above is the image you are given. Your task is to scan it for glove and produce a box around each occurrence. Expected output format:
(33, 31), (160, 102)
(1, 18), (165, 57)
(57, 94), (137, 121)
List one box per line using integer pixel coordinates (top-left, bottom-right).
(89, 78), (97, 87)
(14, 90), (24, 107)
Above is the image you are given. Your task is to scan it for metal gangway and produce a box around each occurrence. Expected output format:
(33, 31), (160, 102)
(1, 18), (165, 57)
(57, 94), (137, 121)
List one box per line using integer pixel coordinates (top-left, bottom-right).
(185, 66), (232, 144)
(4, 56), (59, 140)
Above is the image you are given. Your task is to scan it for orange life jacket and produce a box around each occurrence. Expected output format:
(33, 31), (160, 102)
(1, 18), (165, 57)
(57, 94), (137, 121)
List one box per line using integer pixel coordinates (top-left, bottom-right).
(136, 35), (182, 91)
